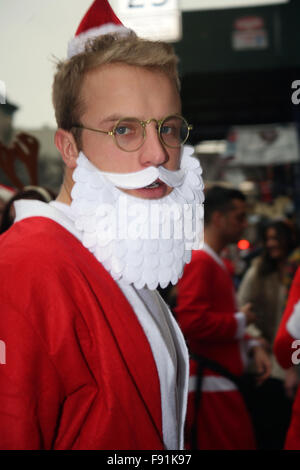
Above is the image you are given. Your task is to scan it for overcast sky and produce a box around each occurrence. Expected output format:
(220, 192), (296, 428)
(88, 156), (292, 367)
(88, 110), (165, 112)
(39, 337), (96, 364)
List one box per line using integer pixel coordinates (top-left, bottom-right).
(0, 0), (96, 129)
(0, 0), (187, 130)
(0, 0), (181, 130)
(0, 0), (180, 130)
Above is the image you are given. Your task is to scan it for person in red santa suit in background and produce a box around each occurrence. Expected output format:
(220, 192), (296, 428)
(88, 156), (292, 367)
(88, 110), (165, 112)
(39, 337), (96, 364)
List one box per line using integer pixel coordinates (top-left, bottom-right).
(175, 185), (271, 449)
(0, 0), (205, 450)
(274, 267), (300, 449)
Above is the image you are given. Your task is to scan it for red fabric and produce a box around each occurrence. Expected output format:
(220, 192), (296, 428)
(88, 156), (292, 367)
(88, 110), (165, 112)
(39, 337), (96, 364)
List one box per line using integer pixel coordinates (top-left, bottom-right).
(274, 267), (300, 449)
(283, 389), (300, 450)
(76, 0), (122, 36)
(185, 383), (255, 450)
(175, 250), (244, 375)
(0, 217), (163, 450)
(274, 267), (300, 369)
(175, 250), (256, 450)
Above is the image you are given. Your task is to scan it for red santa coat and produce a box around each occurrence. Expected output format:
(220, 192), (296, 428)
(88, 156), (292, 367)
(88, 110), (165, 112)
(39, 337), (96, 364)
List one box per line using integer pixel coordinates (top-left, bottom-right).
(274, 267), (300, 450)
(0, 217), (165, 450)
(175, 248), (256, 450)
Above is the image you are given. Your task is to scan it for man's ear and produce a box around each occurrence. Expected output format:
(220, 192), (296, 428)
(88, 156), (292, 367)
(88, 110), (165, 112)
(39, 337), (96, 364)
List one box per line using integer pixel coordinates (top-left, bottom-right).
(55, 129), (79, 169)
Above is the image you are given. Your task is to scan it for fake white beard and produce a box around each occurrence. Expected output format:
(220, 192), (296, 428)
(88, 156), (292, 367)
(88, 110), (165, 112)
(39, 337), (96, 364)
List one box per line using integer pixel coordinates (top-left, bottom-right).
(70, 145), (204, 290)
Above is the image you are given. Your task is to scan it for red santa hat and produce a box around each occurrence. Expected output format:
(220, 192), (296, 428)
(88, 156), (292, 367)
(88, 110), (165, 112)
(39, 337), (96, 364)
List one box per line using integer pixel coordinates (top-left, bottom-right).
(67, 0), (131, 59)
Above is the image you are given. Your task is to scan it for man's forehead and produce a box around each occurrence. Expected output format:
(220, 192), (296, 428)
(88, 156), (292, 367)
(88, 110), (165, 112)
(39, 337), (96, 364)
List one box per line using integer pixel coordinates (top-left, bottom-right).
(80, 62), (181, 121)
(83, 62), (172, 84)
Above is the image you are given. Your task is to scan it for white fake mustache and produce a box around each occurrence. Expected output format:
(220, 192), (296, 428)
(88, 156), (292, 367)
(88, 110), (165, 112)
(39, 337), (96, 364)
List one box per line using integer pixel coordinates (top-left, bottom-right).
(101, 165), (185, 189)
(76, 146), (193, 190)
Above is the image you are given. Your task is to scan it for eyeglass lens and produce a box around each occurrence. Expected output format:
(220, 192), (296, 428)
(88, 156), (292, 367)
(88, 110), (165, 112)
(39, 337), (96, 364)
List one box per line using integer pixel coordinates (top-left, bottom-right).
(114, 116), (189, 151)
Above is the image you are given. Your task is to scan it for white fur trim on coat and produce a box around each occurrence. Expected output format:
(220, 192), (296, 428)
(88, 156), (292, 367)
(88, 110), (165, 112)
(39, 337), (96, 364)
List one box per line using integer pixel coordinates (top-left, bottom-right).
(189, 375), (238, 393)
(287, 300), (300, 339)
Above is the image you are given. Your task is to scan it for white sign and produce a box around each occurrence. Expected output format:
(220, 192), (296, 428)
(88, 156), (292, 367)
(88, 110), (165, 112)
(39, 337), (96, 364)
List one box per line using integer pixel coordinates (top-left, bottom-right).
(179, 0), (289, 10)
(225, 124), (300, 166)
(232, 29), (268, 49)
(0, 80), (6, 104)
(116, 0), (182, 42)
(232, 16), (268, 50)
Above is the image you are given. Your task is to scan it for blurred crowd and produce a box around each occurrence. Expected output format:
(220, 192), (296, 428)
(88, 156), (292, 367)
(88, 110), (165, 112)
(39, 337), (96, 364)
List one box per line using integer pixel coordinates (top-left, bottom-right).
(162, 185), (300, 450)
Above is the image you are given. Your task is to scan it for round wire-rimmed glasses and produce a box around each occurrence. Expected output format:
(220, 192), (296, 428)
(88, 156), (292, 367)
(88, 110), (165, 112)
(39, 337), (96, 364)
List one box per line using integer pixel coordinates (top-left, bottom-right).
(72, 114), (193, 152)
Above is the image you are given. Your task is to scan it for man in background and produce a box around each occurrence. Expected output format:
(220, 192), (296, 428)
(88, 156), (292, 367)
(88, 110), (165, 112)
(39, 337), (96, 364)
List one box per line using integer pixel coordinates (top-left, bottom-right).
(175, 185), (271, 449)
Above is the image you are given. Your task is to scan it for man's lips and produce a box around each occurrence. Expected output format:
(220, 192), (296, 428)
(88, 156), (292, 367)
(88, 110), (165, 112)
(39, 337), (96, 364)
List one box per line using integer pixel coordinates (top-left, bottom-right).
(128, 179), (170, 199)
(142, 178), (161, 189)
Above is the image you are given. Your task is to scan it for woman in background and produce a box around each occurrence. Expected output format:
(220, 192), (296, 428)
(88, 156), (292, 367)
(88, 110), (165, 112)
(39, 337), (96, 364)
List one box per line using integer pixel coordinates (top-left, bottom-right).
(238, 220), (299, 449)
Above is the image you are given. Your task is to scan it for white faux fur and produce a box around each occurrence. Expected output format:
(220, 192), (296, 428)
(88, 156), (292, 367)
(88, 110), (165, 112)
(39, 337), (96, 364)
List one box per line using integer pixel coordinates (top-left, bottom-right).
(70, 146), (204, 290)
(287, 300), (300, 339)
(67, 23), (131, 58)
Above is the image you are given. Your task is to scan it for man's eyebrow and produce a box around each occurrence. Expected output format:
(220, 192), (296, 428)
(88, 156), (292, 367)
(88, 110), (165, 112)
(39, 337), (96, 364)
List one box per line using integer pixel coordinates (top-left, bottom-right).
(97, 115), (123, 126)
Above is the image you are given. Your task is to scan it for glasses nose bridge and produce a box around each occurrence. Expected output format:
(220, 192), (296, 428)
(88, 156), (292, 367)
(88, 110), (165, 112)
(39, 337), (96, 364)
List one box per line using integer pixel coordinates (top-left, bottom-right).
(142, 117), (158, 127)
(142, 118), (161, 140)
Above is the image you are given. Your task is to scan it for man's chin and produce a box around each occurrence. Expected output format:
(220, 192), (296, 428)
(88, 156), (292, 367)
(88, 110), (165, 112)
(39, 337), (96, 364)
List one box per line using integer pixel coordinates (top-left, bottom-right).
(119, 182), (173, 200)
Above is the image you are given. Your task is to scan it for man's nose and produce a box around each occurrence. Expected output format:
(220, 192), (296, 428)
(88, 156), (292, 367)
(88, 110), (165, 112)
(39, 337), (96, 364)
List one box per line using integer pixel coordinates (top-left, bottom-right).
(139, 123), (169, 167)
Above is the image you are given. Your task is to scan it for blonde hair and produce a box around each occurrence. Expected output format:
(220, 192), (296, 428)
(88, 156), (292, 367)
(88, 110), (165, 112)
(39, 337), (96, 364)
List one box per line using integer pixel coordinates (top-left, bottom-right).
(52, 32), (180, 147)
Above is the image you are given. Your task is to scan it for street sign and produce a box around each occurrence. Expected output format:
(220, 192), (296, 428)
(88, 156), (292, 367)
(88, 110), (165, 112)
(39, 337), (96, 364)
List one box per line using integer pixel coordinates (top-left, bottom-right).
(116, 0), (182, 42)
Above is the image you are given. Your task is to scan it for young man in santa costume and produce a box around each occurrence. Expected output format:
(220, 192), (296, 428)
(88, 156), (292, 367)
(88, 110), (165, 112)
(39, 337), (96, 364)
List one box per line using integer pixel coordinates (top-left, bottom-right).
(175, 185), (271, 449)
(0, 0), (204, 450)
(274, 268), (300, 449)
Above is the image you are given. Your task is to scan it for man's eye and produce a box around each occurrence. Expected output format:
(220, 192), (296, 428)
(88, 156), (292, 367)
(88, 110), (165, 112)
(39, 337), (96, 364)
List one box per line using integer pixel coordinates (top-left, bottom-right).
(160, 125), (172, 135)
(115, 126), (131, 136)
